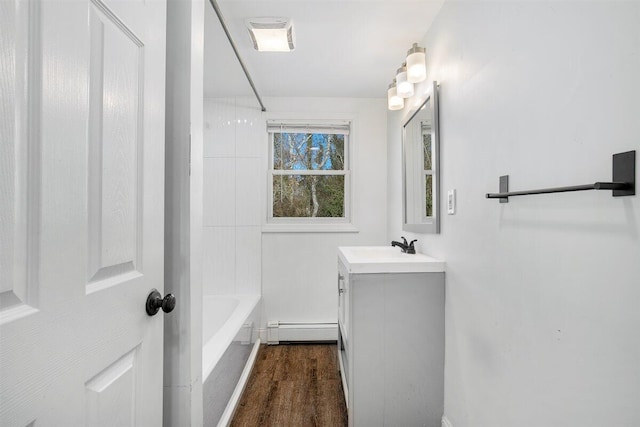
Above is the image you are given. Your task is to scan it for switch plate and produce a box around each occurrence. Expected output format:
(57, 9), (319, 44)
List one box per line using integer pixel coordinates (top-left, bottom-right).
(447, 189), (456, 214)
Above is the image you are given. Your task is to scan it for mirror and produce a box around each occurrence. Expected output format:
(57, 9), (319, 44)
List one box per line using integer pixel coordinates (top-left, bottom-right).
(402, 81), (440, 233)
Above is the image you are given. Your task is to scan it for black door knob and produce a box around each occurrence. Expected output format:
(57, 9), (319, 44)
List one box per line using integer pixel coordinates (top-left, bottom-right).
(146, 289), (176, 316)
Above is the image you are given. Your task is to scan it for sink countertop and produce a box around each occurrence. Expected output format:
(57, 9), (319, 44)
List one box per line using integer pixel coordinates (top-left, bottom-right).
(338, 246), (445, 274)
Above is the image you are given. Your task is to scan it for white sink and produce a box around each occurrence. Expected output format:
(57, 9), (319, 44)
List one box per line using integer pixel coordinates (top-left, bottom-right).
(338, 246), (445, 274)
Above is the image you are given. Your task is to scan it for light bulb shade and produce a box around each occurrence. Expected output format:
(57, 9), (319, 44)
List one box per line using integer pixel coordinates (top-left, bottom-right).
(387, 82), (404, 110)
(395, 66), (414, 98)
(406, 43), (426, 83)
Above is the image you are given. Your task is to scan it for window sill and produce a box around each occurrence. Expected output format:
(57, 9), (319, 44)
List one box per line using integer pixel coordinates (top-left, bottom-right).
(262, 223), (359, 233)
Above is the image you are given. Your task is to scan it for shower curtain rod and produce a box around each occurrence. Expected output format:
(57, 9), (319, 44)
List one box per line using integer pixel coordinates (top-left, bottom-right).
(207, 0), (267, 112)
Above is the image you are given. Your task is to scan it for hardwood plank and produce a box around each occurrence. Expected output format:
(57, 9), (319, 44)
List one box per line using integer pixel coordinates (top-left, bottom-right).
(230, 344), (347, 427)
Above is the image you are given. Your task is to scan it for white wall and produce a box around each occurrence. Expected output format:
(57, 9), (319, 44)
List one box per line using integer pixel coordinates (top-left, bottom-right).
(261, 97), (388, 329)
(387, 2), (640, 426)
(202, 97), (263, 296)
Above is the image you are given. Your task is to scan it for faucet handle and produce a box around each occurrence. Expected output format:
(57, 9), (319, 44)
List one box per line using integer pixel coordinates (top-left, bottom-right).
(401, 236), (408, 246)
(409, 239), (417, 248)
(407, 240), (417, 254)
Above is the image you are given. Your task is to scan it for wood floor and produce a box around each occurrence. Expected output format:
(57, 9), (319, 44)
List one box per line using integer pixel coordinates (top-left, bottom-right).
(230, 344), (348, 427)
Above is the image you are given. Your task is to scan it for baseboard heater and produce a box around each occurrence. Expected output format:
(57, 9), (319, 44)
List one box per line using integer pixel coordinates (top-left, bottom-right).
(267, 321), (337, 344)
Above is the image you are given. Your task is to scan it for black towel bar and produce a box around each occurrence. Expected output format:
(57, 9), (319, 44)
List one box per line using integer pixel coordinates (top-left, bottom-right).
(486, 151), (635, 203)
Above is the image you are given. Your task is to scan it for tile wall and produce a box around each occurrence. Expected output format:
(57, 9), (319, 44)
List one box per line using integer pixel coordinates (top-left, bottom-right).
(202, 97), (264, 296)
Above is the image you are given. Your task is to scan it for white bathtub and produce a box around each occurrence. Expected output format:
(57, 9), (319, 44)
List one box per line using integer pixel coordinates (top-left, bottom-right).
(202, 294), (261, 426)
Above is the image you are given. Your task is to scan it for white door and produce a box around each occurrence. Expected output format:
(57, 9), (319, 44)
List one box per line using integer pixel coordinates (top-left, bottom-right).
(1, 0), (167, 425)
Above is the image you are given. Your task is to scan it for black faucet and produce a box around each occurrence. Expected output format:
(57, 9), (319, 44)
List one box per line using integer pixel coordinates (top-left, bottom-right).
(391, 237), (417, 254)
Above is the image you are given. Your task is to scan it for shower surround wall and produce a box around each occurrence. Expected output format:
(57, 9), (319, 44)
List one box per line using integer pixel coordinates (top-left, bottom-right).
(387, 2), (640, 426)
(203, 97), (263, 296)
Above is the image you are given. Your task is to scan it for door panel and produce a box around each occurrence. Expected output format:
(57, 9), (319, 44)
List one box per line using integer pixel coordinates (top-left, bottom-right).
(0, 0), (39, 320)
(87, 0), (143, 289)
(0, 0), (166, 425)
(85, 346), (140, 427)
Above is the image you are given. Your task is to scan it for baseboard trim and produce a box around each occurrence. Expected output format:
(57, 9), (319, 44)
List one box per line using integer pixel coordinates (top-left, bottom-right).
(217, 338), (261, 427)
(267, 321), (337, 344)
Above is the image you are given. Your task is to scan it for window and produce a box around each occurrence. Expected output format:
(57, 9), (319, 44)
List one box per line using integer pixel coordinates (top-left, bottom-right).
(267, 121), (352, 229)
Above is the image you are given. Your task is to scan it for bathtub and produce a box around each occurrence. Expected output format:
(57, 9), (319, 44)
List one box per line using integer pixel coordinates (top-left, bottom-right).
(202, 294), (261, 427)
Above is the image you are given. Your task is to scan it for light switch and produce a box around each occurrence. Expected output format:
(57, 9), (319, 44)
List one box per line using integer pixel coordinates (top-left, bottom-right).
(447, 189), (456, 214)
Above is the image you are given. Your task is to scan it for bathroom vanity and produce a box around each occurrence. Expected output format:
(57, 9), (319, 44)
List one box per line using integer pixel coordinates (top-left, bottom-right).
(337, 246), (445, 427)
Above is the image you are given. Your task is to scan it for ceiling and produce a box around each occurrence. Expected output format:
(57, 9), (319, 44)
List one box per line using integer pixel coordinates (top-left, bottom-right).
(203, 0), (445, 100)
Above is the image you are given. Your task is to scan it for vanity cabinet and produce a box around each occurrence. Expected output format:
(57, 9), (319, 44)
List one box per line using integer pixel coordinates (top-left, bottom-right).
(337, 247), (445, 427)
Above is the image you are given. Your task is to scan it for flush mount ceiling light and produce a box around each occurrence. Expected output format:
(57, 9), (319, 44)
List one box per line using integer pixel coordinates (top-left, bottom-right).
(246, 17), (295, 52)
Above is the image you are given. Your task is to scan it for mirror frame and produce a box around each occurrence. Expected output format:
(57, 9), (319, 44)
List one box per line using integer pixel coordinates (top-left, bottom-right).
(402, 81), (440, 233)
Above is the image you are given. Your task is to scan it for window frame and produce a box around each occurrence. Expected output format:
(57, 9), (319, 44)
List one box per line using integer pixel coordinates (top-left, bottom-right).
(264, 118), (357, 233)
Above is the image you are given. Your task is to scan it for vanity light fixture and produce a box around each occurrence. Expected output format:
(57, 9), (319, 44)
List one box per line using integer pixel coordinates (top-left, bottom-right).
(387, 43), (427, 110)
(406, 43), (427, 83)
(388, 79), (404, 110)
(246, 17), (295, 52)
(395, 63), (414, 98)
